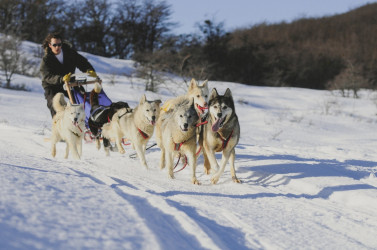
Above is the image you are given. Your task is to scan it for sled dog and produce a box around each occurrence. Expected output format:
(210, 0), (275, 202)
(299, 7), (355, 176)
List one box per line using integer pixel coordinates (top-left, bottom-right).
(156, 98), (200, 184)
(161, 78), (209, 120)
(101, 94), (161, 168)
(199, 88), (241, 184)
(51, 93), (85, 160)
(88, 82), (132, 153)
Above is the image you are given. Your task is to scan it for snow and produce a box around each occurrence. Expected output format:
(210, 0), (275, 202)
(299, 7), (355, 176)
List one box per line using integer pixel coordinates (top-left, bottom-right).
(1, 40), (377, 249)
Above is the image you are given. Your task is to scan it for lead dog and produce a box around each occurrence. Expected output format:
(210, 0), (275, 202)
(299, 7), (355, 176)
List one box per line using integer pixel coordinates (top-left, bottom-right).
(161, 78), (209, 120)
(101, 95), (161, 168)
(51, 93), (85, 160)
(156, 98), (200, 184)
(199, 88), (241, 184)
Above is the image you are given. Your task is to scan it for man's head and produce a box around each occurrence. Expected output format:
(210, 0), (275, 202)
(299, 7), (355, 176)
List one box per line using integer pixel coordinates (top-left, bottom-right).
(43, 32), (63, 55)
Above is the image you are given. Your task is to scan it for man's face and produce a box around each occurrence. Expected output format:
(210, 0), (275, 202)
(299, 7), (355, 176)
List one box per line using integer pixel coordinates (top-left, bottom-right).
(49, 38), (62, 55)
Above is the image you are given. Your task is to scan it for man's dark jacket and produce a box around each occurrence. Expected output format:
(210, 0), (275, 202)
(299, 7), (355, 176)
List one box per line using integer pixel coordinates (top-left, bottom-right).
(40, 43), (95, 89)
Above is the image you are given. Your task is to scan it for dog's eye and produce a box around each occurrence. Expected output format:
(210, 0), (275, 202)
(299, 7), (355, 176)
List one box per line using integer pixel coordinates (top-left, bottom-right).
(213, 105), (217, 109)
(146, 109), (149, 112)
(205, 95), (208, 98)
(197, 95), (200, 98)
(223, 106), (227, 110)
(154, 109), (156, 112)
(180, 115), (183, 118)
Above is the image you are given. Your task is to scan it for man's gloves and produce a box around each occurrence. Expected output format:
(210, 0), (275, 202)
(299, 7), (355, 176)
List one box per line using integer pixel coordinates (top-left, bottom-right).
(87, 70), (97, 78)
(62, 72), (72, 83)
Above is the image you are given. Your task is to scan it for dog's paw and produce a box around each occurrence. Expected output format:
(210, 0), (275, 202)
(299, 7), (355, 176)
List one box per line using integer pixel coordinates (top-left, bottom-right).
(232, 176), (242, 183)
(192, 178), (201, 185)
(211, 175), (219, 184)
(96, 139), (101, 150)
(168, 173), (175, 179)
(119, 149), (125, 154)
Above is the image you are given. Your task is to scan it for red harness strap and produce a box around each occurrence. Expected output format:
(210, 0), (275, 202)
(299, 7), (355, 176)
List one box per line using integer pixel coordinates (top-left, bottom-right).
(137, 128), (149, 139)
(220, 129), (234, 150)
(174, 141), (185, 151)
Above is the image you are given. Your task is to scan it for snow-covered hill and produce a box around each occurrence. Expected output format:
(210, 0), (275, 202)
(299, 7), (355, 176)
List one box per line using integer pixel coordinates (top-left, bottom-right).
(1, 41), (377, 249)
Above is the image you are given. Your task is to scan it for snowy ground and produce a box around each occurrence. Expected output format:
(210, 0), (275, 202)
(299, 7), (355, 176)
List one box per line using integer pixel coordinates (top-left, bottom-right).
(1, 43), (377, 249)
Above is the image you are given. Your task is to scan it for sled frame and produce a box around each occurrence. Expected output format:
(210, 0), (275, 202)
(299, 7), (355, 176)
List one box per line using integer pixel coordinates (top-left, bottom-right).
(64, 76), (102, 104)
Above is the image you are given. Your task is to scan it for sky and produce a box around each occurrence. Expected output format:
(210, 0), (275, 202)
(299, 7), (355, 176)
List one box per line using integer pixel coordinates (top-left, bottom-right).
(165, 0), (377, 34)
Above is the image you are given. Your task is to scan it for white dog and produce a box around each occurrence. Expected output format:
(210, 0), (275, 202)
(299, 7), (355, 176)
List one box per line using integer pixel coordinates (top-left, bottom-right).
(156, 98), (200, 184)
(101, 94), (161, 168)
(51, 93), (85, 160)
(161, 78), (209, 119)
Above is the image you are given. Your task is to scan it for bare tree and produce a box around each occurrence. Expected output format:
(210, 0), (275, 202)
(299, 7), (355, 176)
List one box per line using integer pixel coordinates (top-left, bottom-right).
(0, 34), (21, 88)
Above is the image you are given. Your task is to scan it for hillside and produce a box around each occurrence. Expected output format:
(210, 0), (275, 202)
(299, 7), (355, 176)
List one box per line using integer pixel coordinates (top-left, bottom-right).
(210, 3), (377, 90)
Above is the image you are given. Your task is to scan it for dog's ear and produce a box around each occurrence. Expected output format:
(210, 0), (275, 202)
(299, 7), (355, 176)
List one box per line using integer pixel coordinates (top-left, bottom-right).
(209, 88), (218, 101)
(155, 99), (162, 106)
(201, 79), (208, 88)
(189, 78), (197, 90)
(224, 88), (232, 96)
(224, 88), (233, 99)
(139, 94), (146, 105)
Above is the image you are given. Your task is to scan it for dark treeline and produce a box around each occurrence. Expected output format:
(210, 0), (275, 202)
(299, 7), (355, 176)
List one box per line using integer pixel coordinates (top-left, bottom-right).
(0, 0), (175, 58)
(1, 0), (377, 91)
(220, 3), (377, 90)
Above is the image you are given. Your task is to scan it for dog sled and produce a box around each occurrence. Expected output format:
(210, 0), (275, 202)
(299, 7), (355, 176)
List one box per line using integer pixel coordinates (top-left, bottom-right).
(64, 75), (153, 153)
(64, 75), (112, 142)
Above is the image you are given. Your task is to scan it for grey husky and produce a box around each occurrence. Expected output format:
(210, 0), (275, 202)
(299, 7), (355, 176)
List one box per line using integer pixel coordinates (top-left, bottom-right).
(51, 93), (85, 160)
(156, 98), (200, 184)
(199, 88), (241, 184)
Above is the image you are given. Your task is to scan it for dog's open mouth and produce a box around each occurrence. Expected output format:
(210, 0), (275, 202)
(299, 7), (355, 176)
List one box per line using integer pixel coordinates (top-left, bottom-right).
(151, 120), (156, 126)
(196, 104), (208, 114)
(180, 126), (188, 132)
(211, 116), (226, 132)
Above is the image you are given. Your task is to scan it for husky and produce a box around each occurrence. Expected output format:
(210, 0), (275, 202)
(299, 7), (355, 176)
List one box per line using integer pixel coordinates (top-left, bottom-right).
(156, 98), (200, 184)
(51, 93), (85, 160)
(101, 94), (161, 168)
(199, 88), (241, 184)
(161, 78), (209, 121)
(88, 82), (132, 153)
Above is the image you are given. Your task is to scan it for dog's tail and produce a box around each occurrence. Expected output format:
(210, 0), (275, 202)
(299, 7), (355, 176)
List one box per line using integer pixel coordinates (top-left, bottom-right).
(52, 93), (67, 112)
(101, 110), (122, 140)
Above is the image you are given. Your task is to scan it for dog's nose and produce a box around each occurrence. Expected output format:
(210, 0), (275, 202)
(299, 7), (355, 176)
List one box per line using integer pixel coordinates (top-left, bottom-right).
(74, 117), (78, 122)
(184, 123), (188, 129)
(203, 102), (208, 107)
(152, 115), (156, 121)
(217, 113), (222, 118)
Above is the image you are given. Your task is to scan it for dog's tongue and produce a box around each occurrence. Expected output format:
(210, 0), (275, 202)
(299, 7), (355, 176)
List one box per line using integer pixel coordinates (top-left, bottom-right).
(212, 117), (223, 132)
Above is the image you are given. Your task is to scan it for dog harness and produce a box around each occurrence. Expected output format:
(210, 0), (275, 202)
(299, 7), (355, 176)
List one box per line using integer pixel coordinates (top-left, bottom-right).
(218, 129), (234, 149)
(174, 141), (185, 151)
(90, 106), (111, 122)
(137, 128), (149, 139)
